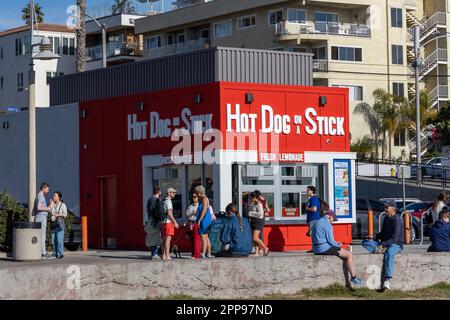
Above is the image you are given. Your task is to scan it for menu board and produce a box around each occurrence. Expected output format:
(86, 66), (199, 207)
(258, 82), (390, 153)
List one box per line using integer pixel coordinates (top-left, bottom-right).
(333, 160), (352, 218)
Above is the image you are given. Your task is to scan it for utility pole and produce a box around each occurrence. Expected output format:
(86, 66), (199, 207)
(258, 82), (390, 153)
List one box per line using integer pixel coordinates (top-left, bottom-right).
(28, 0), (36, 221)
(101, 24), (107, 68)
(414, 25), (422, 184)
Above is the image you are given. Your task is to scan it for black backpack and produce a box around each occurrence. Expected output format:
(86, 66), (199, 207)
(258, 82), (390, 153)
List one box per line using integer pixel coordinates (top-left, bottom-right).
(152, 197), (167, 222)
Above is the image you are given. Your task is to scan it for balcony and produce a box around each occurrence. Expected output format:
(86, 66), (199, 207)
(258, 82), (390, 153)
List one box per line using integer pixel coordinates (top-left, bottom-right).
(313, 59), (328, 72)
(86, 41), (143, 62)
(147, 38), (211, 59)
(275, 21), (371, 39)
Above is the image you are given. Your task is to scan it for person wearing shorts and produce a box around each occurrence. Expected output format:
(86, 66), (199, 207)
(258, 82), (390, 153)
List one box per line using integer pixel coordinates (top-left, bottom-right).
(311, 211), (363, 287)
(161, 188), (179, 261)
(195, 185), (213, 258)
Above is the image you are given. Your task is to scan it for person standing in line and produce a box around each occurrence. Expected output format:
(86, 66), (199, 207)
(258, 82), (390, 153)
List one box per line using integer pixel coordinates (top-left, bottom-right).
(33, 183), (53, 259)
(145, 187), (162, 259)
(431, 192), (449, 223)
(162, 188), (179, 261)
(186, 193), (201, 259)
(305, 186), (321, 237)
(248, 192), (269, 257)
(195, 186), (213, 258)
(311, 210), (363, 288)
(362, 200), (404, 291)
(50, 191), (68, 259)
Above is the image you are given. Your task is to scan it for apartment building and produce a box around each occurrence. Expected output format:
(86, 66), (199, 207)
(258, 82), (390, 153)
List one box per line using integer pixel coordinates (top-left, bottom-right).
(0, 24), (76, 109)
(85, 0), (148, 70)
(135, 0), (450, 158)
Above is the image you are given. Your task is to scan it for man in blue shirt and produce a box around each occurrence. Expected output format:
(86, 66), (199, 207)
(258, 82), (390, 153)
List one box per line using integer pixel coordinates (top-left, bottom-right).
(362, 200), (404, 291)
(33, 182), (53, 258)
(305, 186), (321, 237)
(311, 210), (363, 288)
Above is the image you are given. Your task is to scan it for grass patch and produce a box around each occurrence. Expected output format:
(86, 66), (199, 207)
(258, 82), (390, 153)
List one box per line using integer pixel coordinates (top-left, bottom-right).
(149, 283), (450, 300)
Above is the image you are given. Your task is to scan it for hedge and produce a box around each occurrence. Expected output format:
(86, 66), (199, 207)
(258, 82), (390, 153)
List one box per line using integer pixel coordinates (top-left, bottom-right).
(0, 191), (74, 252)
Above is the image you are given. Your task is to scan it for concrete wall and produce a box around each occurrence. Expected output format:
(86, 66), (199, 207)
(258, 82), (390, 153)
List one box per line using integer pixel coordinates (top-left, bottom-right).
(0, 104), (80, 215)
(0, 252), (449, 299)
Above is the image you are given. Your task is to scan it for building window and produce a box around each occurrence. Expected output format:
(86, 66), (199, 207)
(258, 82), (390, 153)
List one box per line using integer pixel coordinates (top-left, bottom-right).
(237, 15), (256, 29)
(391, 8), (403, 28)
(62, 38), (69, 55)
(315, 11), (338, 23)
(54, 37), (60, 54)
(200, 29), (210, 39)
(331, 46), (362, 62)
(394, 130), (406, 146)
(17, 73), (24, 91)
(268, 9), (283, 25)
(287, 9), (306, 24)
(332, 85), (363, 101)
(392, 45), (404, 65)
(393, 82), (405, 97)
(0, 45), (3, 59)
(214, 20), (232, 38)
(312, 46), (326, 60)
(15, 37), (26, 56)
(145, 35), (161, 50)
(0, 76), (3, 90)
(69, 38), (75, 55)
(167, 33), (185, 45)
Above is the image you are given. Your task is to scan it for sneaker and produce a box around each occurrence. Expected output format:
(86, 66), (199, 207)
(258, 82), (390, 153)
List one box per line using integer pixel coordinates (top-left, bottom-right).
(382, 279), (391, 290)
(57, 255), (64, 259)
(42, 253), (53, 259)
(350, 277), (364, 288)
(200, 254), (206, 259)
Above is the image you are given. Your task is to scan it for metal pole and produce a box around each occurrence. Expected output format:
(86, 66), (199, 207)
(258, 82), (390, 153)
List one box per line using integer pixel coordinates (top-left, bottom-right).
(101, 24), (107, 68)
(28, 0), (36, 221)
(414, 25), (422, 183)
(402, 167), (406, 211)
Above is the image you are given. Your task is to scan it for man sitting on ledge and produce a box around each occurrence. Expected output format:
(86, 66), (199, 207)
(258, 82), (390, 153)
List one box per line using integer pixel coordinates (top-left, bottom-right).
(311, 210), (363, 288)
(362, 200), (404, 291)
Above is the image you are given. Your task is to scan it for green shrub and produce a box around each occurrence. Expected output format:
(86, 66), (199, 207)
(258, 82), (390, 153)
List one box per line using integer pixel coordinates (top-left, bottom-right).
(0, 191), (76, 252)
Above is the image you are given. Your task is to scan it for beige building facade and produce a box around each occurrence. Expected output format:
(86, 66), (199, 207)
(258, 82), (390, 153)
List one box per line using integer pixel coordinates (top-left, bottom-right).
(135, 0), (450, 159)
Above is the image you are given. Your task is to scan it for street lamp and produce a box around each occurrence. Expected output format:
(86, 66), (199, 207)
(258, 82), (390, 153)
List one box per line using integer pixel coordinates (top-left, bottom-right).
(28, 0), (60, 221)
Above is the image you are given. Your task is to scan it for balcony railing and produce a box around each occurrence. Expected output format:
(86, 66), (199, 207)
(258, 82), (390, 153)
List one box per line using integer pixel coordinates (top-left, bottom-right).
(147, 38), (211, 59)
(86, 41), (143, 61)
(313, 59), (328, 72)
(275, 21), (371, 38)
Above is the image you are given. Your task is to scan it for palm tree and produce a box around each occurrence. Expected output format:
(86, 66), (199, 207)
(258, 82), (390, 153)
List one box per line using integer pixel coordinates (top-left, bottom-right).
(76, 0), (86, 72)
(22, 2), (44, 25)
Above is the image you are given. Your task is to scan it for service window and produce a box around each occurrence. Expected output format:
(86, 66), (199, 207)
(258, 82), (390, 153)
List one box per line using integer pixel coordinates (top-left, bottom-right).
(152, 167), (183, 218)
(282, 192), (301, 218)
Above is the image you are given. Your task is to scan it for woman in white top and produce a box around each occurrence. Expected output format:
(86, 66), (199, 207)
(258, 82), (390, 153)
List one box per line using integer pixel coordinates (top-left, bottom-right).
(431, 191), (449, 222)
(50, 191), (68, 259)
(186, 193), (201, 259)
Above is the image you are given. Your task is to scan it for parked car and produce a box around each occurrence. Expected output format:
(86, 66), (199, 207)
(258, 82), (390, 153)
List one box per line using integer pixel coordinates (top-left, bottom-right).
(408, 203), (433, 237)
(411, 157), (444, 178)
(379, 198), (422, 210)
(353, 198), (418, 242)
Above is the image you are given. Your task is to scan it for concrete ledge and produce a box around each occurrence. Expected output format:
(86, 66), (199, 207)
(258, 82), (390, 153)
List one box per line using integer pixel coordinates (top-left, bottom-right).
(1, 252), (450, 299)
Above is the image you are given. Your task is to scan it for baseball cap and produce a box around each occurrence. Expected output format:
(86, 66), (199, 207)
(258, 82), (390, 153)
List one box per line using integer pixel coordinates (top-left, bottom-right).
(384, 200), (397, 209)
(167, 187), (177, 193)
(325, 210), (338, 221)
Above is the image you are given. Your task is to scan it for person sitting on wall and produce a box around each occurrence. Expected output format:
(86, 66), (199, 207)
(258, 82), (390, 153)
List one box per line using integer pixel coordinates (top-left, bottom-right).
(362, 200), (404, 291)
(428, 207), (450, 253)
(217, 204), (252, 257)
(305, 186), (322, 237)
(311, 210), (364, 288)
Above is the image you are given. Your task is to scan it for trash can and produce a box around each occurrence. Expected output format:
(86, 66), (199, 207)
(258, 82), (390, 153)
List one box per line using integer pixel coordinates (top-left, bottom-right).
(13, 222), (42, 261)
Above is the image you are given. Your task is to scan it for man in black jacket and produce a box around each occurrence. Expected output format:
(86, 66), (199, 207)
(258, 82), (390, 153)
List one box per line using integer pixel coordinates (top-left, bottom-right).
(362, 200), (404, 291)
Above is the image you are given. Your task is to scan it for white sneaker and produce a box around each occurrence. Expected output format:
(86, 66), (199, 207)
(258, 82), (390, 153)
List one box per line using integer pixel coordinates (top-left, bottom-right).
(383, 279), (391, 290)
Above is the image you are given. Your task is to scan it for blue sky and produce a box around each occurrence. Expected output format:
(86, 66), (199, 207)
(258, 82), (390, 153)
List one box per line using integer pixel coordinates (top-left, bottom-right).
(0, 0), (173, 31)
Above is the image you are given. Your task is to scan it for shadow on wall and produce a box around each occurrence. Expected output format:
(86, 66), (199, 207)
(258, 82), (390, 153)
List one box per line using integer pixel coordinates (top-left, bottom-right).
(267, 226), (285, 251)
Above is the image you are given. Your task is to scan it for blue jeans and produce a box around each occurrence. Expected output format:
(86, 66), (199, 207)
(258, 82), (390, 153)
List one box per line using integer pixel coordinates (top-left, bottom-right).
(34, 214), (47, 255)
(362, 240), (402, 279)
(51, 228), (64, 257)
(150, 246), (160, 257)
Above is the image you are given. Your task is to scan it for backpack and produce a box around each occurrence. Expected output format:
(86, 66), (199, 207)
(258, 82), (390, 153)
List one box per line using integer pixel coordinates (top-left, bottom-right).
(152, 197), (167, 222)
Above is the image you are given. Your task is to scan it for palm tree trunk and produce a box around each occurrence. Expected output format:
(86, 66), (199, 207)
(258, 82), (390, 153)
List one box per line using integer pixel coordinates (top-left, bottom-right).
(381, 131), (386, 159)
(388, 132), (392, 160)
(76, 0), (86, 72)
